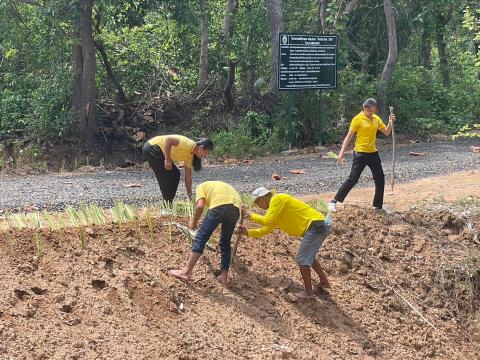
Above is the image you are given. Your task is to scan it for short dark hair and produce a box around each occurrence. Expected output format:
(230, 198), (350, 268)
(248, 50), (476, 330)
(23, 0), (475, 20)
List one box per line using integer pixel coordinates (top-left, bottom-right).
(196, 138), (214, 150)
(363, 98), (377, 109)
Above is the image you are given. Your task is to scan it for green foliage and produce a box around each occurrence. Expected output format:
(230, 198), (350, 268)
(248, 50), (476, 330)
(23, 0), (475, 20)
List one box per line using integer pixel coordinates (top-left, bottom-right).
(212, 111), (285, 158)
(452, 124), (480, 139)
(1, 0), (480, 149)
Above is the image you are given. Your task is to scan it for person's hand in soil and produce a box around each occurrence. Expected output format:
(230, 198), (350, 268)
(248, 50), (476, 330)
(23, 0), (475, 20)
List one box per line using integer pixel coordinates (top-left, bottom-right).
(164, 159), (173, 170)
(242, 205), (250, 218)
(237, 225), (248, 236)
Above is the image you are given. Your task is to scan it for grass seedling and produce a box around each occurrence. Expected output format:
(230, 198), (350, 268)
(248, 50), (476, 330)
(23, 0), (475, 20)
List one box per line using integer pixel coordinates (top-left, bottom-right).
(144, 207), (155, 241)
(79, 226), (86, 249)
(111, 202), (128, 236)
(57, 213), (67, 247)
(123, 203), (137, 222)
(43, 210), (58, 231)
(123, 203), (142, 243)
(32, 212), (43, 258)
(241, 193), (254, 208)
(79, 203), (91, 225)
(10, 214), (28, 229)
(90, 204), (107, 225)
(308, 198), (331, 215)
(66, 207), (82, 227)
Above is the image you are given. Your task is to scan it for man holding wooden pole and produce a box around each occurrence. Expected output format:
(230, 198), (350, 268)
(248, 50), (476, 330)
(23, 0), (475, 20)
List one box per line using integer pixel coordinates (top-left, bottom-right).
(238, 187), (332, 299)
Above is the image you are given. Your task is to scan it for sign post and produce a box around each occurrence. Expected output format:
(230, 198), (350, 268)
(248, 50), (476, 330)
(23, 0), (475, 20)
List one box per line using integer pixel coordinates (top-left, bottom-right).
(318, 91), (324, 146)
(278, 33), (338, 148)
(287, 92), (294, 149)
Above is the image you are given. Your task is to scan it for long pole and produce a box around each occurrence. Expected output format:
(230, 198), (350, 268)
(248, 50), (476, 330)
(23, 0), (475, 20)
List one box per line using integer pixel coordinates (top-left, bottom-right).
(389, 106), (395, 192)
(230, 211), (244, 265)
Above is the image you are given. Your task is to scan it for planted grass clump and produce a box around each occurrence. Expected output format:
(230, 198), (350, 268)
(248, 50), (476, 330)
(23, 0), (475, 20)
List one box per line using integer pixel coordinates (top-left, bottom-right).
(144, 207), (155, 241)
(66, 207), (88, 249)
(1, 200), (198, 255)
(31, 212), (43, 258)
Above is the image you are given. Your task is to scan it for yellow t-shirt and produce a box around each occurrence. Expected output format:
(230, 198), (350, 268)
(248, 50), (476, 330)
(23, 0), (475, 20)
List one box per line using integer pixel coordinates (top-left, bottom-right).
(148, 135), (196, 168)
(349, 112), (386, 153)
(247, 193), (325, 238)
(195, 181), (242, 210)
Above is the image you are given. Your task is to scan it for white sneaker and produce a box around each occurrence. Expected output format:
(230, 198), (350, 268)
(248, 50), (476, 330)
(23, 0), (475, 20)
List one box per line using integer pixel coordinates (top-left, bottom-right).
(373, 207), (392, 215)
(328, 201), (337, 212)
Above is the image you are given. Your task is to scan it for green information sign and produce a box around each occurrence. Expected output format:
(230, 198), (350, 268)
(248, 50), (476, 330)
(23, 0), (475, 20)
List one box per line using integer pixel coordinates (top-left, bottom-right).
(278, 33), (338, 91)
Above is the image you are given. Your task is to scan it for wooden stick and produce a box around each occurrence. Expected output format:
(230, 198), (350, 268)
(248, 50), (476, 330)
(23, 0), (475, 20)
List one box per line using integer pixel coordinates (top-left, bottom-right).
(230, 210), (244, 265)
(389, 106), (396, 193)
(385, 284), (437, 330)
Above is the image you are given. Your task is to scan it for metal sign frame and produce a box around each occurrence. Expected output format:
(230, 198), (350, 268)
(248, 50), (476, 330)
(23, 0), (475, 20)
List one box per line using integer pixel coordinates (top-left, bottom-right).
(277, 33), (338, 92)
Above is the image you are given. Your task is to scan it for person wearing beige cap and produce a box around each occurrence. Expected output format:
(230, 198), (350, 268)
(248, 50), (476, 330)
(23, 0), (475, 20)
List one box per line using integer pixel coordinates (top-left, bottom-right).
(238, 187), (332, 299)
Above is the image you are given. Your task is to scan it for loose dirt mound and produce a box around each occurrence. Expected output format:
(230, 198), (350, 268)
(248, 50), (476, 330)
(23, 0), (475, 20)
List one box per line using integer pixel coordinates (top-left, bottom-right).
(1, 208), (479, 359)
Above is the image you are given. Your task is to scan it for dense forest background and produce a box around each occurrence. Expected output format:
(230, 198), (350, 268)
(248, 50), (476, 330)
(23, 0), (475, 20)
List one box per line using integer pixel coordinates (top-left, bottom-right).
(0, 0), (479, 163)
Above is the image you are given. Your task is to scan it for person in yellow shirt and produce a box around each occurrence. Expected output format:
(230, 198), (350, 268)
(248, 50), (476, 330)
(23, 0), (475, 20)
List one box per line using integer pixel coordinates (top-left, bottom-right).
(142, 135), (213, 203)
(328, 98), (395, 212)
(169, 181), (242, 286)
(238, 187), (332, 299)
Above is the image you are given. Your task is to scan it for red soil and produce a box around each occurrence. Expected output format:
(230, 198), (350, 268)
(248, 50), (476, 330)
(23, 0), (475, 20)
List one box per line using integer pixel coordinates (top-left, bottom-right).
(1, 207), (479, 359)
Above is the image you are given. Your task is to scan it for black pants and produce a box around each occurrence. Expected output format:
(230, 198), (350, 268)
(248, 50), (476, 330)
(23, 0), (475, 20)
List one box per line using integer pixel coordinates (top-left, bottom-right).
(334, 151), (385, 209)
(143, 142), (180, 203)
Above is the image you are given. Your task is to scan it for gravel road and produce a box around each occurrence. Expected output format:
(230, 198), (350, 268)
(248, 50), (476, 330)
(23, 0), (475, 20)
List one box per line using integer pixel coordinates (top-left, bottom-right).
(1, 139), (479, 212)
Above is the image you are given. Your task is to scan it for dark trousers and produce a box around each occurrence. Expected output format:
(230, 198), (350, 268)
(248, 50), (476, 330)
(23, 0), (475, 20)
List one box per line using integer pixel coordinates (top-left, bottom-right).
(143, 142), (180, 203)
(191, 204), (240, 270)
(334, 151), (385, 209)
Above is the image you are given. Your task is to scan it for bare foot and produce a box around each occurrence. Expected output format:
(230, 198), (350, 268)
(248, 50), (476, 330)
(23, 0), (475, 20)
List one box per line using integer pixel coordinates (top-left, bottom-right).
(168, 269), (191, 282)
(216, 274), (229, 287)
(294, 290), (315, 299)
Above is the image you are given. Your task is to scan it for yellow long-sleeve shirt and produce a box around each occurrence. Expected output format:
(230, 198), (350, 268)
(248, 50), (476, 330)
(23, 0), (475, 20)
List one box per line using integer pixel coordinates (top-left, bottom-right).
(247, 194), (325, 238)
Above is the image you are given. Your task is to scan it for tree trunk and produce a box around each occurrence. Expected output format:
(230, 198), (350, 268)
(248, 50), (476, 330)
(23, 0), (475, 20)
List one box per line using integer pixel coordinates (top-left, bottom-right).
(435, 17), (451, 88)
(223, 0), (238, 40)
(266, 0), (284, 95)
(376, 0), (398, 120)
(95, 40), (128, 104)
(72, 0), (96, 145)
(421, 20), (432, 69)
(243, 30), (255, 97)
(198, 0), (209, 91)
(317, 0), (328, 33)
(224, 59), (237, 111)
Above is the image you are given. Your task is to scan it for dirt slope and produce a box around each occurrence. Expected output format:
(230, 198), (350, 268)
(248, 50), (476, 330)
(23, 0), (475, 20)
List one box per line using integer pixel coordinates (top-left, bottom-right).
(0, 207), (479, 359)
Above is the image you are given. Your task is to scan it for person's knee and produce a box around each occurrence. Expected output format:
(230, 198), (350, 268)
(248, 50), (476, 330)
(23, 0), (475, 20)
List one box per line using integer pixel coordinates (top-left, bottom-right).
(296, 253), (312, 266)
(346, 173), (361, 184)
(191, 236), (207, 254)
